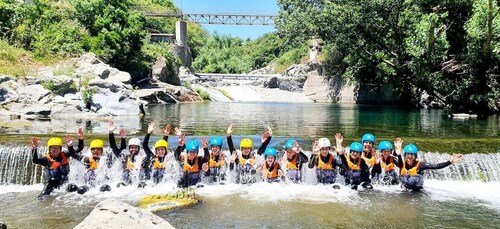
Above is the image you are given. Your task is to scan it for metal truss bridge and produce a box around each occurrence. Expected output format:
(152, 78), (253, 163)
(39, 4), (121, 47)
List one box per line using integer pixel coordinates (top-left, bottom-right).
(145, 13), (276, 25)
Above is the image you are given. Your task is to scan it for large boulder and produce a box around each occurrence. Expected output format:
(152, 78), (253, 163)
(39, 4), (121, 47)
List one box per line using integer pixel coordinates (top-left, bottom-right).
(73, 199), (174, 229)
(152, 56), (180, 85)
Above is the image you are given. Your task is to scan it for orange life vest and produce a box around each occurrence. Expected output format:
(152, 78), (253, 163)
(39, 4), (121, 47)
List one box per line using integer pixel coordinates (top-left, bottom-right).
(401, 160), (420, 176)
(209, 154), (224, 168)
(361, 151), (375, 166)
(126, 156), (135, 170)
(88, 156), (99, 170)
(153, 156), (166, 169)
(239, 154), (255, 165)
(44, 153), (68, 170)
(346, 155), (362, 171)
(286, 155), (298, 170)
(263, 162), (279, 179)
(183, 156), (199, 173)
(317, 154), (333, 170)
(382, 156), (395, 172)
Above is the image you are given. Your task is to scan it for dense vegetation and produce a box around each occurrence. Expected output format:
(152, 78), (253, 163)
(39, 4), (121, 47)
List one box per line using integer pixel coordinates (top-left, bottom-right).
(276, 0), (500, 113)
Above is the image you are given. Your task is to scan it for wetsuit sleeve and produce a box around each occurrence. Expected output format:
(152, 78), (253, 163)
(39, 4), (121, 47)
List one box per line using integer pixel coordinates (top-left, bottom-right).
(109, 132), (122, 157)
(298, 152), (309, 164)
(32, 149), (48, 166)
(227, 135), (236, 153)
(338, 154), (348, 170)
(256, 136), (271, 155)
(120, 137), (126, 151)
(372, 163), (382, 174)
(360, 160), (371, 182)
(67, 146), (83, 161)
(163, 135), (168, 141)
(73, 138), (84, 153)
(395, 154), (404, 168)
(82, 156), (91, 169)
(419, 161), (452, 173)
(174, 146), (183, 161)
(143, 133), (154, 159)
(203, 148), (209, 160)
(308, 154), (318, 169)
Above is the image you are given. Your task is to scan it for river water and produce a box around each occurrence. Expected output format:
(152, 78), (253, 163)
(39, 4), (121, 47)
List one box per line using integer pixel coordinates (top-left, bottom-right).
(1, 103), (499, 228)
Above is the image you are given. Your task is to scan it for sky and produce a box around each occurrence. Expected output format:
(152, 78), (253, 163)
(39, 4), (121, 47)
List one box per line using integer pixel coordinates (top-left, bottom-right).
(172, 0), (278, 40)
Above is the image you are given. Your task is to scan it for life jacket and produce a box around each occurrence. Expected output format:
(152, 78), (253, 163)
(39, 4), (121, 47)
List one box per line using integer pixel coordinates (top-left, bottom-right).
(183, 156), (199, 173)
(263, 162), (279, 179)
(286, 155), (298, 170)
(209, 154), (224, 168)
(239, 154), (255, 165)
(382, 156), (395, 172)
(401, 160), (420, 176)
(361, 151), (375, 166)
(45, 153), (68, 170)
(126, 156), (135, 170)
(346, 155), (362, 171)
(88, 156), (99, 170)
(317, 154), (333, 170)
(153, 156), (166, 169)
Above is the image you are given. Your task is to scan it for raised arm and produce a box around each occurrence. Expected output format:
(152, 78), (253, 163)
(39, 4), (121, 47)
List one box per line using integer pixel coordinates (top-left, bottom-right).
(142, 122), (155, 158)
(31, 137), (48, 166)
(393, 137), (404, 168)
(108, 120), (122, 157)
(257, 126), (273, 155)
(308, 140), (319, 169)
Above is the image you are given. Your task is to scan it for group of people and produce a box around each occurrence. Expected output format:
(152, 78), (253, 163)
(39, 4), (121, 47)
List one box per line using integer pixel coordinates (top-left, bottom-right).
(30, 122), (463, 199)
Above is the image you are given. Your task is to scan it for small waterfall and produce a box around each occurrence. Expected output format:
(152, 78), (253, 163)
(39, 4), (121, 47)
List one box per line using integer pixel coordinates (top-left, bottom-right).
(0, 146), (44, 185)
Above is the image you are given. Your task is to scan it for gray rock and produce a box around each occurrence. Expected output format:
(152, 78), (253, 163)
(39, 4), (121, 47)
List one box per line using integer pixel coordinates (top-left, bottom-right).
(0, 76), (11, 84)
(90, 88), (141, 115)
(89, 79), (120, 93)
(265, 77), (279, 88)
(40, 75), (77, 95)
(17, 85), (50, 102)
(73, 199), (175, 229)
(152, 56), (180, 85)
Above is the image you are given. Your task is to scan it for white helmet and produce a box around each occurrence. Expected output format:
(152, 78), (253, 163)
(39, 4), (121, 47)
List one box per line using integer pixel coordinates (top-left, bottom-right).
(317, 138), (331, 149)
(128, 138), (141, 147)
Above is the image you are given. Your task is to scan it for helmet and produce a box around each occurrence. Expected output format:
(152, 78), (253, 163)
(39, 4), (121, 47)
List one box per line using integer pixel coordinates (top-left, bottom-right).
(209, 137), (222, 147)
(378, 141), (393, 151)
(186, 140), (199, 152)
(362, 133), (375, 144)
(128, 138), (141, 147)
(264, 147), (277, 157)
(240, 138), (253, 150)
(154, 140), (168, 149)
(317, 138), (331, 149)
(90, 139), (104, 149)
(47, 137), (63, 149)
(403, 144), (418, 156)
(349, 142), (363, 153)
(285, 139), (295, 150)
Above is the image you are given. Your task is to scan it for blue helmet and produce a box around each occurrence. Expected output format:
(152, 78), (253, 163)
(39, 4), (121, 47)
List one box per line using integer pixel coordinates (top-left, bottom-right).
(362, 133), (375, 144)
(378, 141), (393, 151)
(264, 147), (277, 157)
(403, 144), (418, 157)
(349, 142), (363, 153)
(285, 139), (295, 150)
(209, 137), (222, 147)
(186, 140), (199, 152)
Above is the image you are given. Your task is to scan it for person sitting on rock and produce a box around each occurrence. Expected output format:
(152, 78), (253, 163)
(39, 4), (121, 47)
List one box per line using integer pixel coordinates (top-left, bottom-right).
(175, 136), (209, 188)
(309, 137), (342, 189)
(141, 122), (171, 187)
(258, 147), (284, 183)
(228, 124), (272, 184)
(30, 128), (83, 199)
(371, 140), (399, 185)
(336, 133), (373, 190)
(394, 138), (463, 191)
(205, 136), (226, 184)
(282, 139), (309, 183)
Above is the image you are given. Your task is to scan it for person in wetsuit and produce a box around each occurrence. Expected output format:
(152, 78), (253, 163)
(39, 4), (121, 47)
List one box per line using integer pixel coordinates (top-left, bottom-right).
(394, 138), (463, 191)
(141, 122), (171, 186)
(371, 140), (399, 185)
(259, 147), (283, 183)
(175, 136), (209, 188)
(205, 136), (226, 184)
(336, 133), (373, 190)
(227, 124), (272, 184)
(309, 137), (342, 189)
(282, 139), (309, 183)
(30, 128), (84, 199)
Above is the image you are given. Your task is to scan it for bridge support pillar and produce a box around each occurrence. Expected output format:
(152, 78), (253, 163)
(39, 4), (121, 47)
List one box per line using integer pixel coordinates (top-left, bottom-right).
(176, 21), (187, 47)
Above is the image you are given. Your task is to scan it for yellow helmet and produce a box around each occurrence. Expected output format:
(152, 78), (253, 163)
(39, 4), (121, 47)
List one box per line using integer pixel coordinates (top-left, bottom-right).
(47, 137), (63, 149)
(154, 140), (168, 149)
(90, 139), (104, 149)
(240, 138), (253, 150)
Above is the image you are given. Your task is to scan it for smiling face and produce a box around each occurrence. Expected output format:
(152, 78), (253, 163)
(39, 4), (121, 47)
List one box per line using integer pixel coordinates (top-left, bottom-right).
(241, 147), (251, 155)
(286, 149), (295, 159)
(405, 153), (416, 164)
(266, 155), (275, 164)
(156, 147), (166, 157)
(211, 145), (221, 155)
(320, 147), (329, 157)
(350, 150), (360, 160)
(363, 141), (374, 153)
(129, 145), (140, 155)
(49, 146), (61, 158)
(187, 151), (197, 160)
(382, 149), (391, 158)
(91, 147), (103, 158)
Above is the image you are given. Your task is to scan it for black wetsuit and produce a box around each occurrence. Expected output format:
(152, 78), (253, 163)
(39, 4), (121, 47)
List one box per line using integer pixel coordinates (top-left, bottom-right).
(284, 152), (309, 182)
(175, 145), (209, 188)
(205, 149), (226, 183)
(32, 139), (83, 198)
(142, 133), (169, 183)
(227, 135), (270, 184)
(372, 152), (400, 185)
(308, 153), (342, 184)
(339, 154), (371, 188)
(395, 155), (452, 190)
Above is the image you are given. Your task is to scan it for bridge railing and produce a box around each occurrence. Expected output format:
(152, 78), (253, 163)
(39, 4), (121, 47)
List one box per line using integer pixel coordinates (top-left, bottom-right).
(144, 13), (276, 25)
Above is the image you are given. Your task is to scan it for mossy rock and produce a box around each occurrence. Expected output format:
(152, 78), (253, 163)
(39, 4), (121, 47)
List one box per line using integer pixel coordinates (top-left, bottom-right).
(138, 190), (200, 212)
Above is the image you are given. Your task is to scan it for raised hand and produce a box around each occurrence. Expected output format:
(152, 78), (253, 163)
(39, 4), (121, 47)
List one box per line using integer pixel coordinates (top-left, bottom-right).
(230, 151), (237, 163)
(119, 128), (126, 138)
(312, 140), (319, 155)
(30, 137), (40, 149)
(107, 120), (116, 133)
(267, 126), (273, 136)
(227, 124), (234, 136)
(394, 137), (403, 155)
(201, 137), (209, 148)
(292, 140), (300, 153)
(374, 150), (382, 164)
(77, 127), (84, 139)
(147, 122), (155, 134)
(450, 154), (463, 164)
(334, 133), (343, 154)
(164, 124), (172, 136)
(177, 134), (186, 147)
(65, 135), (73, 147)
(174, 127), (183, 136)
